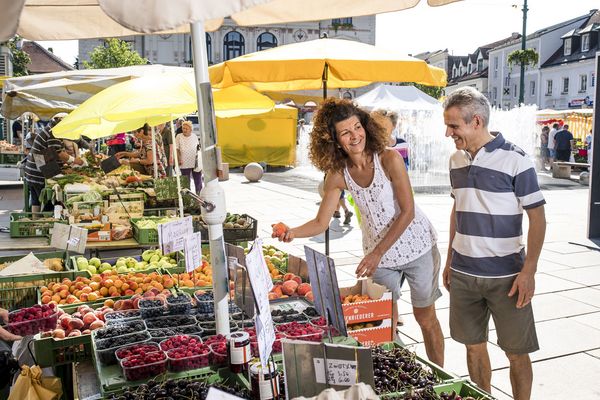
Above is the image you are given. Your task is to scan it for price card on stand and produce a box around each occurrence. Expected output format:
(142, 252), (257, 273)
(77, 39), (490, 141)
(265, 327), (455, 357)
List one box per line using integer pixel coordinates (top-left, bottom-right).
(245, 238), (275, 367)
(50, 223), (87, 254)
(313, 358), (358, 385)
(183, 232), (202, 273)
(158, 216), (193, 254)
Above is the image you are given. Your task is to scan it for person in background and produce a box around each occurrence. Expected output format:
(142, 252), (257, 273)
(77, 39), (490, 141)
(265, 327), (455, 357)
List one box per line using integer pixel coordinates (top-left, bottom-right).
(272, 98), (444, 367)
(547, 123), (559, 167)
(540, 126), (550, 170)
(585, 129), (593, 165)
(116, 124), (167, 178)
(11, 120), (22, 146)
(373, 109), (410, 169)
(175, 118), (185, 135)
(107, 133), (126, 156)
(25, 113), (84, 213)
(176, 121), (203, 194)
(443, 87), (546, 400)
(159, 123), (175, 176)
(62, 139), (79, 158)
(554, 124), (574, 162)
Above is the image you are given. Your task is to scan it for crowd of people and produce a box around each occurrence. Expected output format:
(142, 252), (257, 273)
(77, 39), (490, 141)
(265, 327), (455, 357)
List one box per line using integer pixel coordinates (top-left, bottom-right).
(540, 122), (593, 170)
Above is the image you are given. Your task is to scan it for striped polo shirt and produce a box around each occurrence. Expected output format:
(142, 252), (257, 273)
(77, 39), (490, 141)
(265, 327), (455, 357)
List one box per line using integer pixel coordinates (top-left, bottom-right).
(449, 133), (545, 278)
(25, 125), (64, 185)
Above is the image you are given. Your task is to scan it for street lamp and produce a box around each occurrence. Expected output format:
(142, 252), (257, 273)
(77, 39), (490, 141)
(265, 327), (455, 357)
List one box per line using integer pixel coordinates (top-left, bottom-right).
(519, 0), (528, 105)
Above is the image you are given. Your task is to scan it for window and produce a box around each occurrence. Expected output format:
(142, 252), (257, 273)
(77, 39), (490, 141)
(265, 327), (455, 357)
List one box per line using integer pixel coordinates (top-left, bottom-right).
(580, 74), (587, 92)
(582, 34), (590, 52)
(504, 75), (510, 86)
(332, 17), (352, 25)
(205, 33), (212, 64)
(546, 80), (553, 95)
(494, 57), (498, 78)
(257, 32), (277, 51)
(564, 38), (572, 56)
(592, 73), (596, 87)
(562, 77), (569, 94)
(223, 31), (245, 60)
(492, 87), (497, 100)
(514, 84), (517, 98)
(477, 59), (483, 72)
(468, 64), (472, 74)
(530, 80), (535, 96)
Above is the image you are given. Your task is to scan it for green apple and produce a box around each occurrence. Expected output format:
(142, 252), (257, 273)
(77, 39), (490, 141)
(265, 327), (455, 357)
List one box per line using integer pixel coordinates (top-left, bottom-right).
(169, 259), (177, 265)
(100, 262), (112, 272)
(115, 260), (126, 269)
(88, 257), (101, 268)
(116, 265), (129, 274)
(149, 254), (160, 263)
(87, 265), (97, 275)
(135, 262), (146, 270)
(142, 250), (155, 262)
(268, 248), (276, 256)
(76, 257), (89, 270)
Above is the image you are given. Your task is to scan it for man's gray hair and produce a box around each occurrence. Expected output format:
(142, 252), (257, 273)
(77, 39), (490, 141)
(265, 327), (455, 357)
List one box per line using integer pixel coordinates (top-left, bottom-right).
(443, 87), (491, 128)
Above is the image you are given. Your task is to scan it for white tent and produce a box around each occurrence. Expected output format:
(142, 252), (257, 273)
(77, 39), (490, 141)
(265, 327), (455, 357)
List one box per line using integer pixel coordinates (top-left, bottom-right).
(354, 84), (441, 111)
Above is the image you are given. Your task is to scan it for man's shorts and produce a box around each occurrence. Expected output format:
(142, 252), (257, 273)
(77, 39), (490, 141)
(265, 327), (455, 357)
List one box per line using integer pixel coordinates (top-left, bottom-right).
(449, 270), (539, 354)
(372, 245), (442, 308)
(548, 148), (556, 158)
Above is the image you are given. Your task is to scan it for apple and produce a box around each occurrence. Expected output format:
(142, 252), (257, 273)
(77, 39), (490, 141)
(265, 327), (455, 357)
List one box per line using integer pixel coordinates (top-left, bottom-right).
(76, 257), (89, 270)
(88, 257), (101, 268)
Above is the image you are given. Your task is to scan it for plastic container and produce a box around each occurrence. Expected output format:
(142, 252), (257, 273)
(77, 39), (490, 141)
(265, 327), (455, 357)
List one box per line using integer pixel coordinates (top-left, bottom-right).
(115, 342), (161, 363)
(120, 351), (167, 381)
(194, 312), (215, 322)
(272, 314), (308, 325)
(250, 361), (280, 400)
(6, 308), (58, 336)
(166, 344), (211, 372)
(250, 332), (285, 357)
(104, 309), (141, 324)
(277, 322), (324, 343)
(194, 291), (214, 314)
(159, 334), (203, 352)
(139, 298), (166, 319)
(199, 320), (238, 337)
(145, 315), (197, 330)
(209, 342), (228, 367)
(227, 331), (251, 373)
(95, 331), (152, 365)
(92, 320), (146, 341)
(166, 292), (192, 315)
(202, 334), (227, 347)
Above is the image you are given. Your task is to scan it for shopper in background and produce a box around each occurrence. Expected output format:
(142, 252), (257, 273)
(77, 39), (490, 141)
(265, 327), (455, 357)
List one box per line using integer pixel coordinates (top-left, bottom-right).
(547, 123), (559, 167)
(443, 87), (546, 400)
(176, 121), (203, 194)
(158, 122), (175, 176)
(116, 124), (167, 178)
(554, 124), (574, 162)
(107, 133), (127, 156)
(585, 129), (593, 165)
(540, 126), (550, 170)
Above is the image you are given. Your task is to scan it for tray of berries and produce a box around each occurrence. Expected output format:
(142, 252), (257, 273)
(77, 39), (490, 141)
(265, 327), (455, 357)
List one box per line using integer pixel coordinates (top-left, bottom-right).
(95, 331), (152, 365)
(5, 304), (58, 336)
(250, 333), (285, 357)
(120, 351), (167, 381)
(159, 335), (203, 352)
(145, 315), (197, 330)
(104, 309), (142, 324)
(194, 291), (214, 314)
(276, 322), (324, 342)
(166, 342), (211, 372)
(166, 292), (192, 315)
(92, 320), (146, 341)
(198, 321), (238, 337)
(308, 316), (340, 336)
(115, 343), (161, 363)
(139, 298), (166, 319)
(208, 341), (228, 367)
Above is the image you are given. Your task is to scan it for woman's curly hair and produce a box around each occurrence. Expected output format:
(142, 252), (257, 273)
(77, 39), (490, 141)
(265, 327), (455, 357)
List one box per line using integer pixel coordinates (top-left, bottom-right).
(309, 98), (389, 173)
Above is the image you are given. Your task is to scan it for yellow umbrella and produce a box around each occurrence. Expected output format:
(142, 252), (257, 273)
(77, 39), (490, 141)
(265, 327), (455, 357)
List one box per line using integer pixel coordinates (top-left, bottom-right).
(209, 38), (447, 93)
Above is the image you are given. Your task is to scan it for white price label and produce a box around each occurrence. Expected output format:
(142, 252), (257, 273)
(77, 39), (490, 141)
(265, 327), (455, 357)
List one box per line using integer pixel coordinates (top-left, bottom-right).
(158, 216), (193, 254)
(183, 232), (202, 272)
(313, 358), (358, 386)
(51, 223), (87, 254)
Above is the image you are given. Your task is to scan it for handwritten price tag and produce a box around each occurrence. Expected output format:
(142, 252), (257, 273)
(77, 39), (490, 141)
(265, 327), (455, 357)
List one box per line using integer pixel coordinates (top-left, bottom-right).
(158, 216), (193, 254)
(313, 358), (358, 386)
(184, 232), (202, 273)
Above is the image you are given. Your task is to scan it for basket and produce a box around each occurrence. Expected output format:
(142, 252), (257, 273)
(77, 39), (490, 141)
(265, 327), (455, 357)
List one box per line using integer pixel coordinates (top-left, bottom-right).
(194, 214), (258, 243)
(9, 212), (67, 238)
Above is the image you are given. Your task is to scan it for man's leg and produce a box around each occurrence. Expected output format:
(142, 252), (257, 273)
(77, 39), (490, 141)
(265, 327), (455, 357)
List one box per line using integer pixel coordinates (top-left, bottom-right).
(466, 342), (492, 393)
(413, 305), (444, 367)
(506, 352), (533, 400)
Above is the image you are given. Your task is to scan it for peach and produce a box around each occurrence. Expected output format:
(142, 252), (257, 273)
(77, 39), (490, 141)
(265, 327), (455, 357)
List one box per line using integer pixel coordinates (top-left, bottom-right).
(82, 313), (97, 326)
(68, 330), (82, 337)
(89, 320), (105, 330)
(297, 283), (312, 297)
(305, 291), (314, 302)
(283, 273), (295, 282)
(282, 280), (299, 296)
(268, 292), (280, 300)
(53, 329), (66, 339)
(68, 318), (84, 330)
(291, 276), (302, 285)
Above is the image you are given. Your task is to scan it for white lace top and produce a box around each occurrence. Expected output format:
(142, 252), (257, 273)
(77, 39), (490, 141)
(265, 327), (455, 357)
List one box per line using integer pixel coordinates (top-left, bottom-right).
(343, 153), (437, 269)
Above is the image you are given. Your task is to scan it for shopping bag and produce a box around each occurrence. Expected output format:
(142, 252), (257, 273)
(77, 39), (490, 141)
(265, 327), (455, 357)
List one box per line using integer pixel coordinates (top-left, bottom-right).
(8, 365), (62, 400)
(194, 146), (203, 172)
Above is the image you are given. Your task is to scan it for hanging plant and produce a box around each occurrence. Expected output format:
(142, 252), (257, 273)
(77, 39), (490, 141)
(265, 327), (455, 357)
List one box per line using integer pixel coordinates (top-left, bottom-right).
(507, 48), (539, 67)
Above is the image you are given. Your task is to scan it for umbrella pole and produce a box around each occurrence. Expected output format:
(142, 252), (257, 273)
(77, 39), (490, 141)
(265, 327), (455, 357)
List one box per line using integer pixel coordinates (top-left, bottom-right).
(150, 125), (158, 179)
(169, 117), (184, 218)
(190, 20), (230, 336)
(323, 65), (330, 256)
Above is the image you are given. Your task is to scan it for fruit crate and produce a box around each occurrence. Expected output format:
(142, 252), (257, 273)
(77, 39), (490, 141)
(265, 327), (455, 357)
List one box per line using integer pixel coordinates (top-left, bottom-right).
(378, 342), (457, 383)
(0, 251), (87, 289)
(9, 212), (68, 238)
(0, 152), (23, 165)
(33, 333), (93, 368)
(0, 286), (39, 311)
(433, 380), (497, 399)
(194, 214), (258, 243)
(130, 217), (163, 245)
(143, 208), (179, 217)
(67, 251), (185, 276)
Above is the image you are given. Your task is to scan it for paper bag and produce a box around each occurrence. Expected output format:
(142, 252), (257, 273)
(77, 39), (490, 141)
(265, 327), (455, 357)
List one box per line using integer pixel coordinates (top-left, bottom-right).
(8, 365), (62, 400)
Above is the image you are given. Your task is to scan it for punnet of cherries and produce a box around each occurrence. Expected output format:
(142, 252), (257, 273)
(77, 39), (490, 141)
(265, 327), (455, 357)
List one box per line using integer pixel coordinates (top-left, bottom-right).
(107, 378), (251, 400)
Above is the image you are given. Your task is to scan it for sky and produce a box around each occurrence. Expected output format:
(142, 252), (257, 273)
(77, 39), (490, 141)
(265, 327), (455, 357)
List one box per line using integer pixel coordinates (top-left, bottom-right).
(37, 0), (600, 65)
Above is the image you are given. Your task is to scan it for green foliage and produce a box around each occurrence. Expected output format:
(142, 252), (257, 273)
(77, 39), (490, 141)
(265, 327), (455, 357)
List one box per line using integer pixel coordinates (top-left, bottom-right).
(397, 82), (444, 100)
(6, 36), (31, 77)
(507, 48), (539, 67)
(83, 38), (147, 69)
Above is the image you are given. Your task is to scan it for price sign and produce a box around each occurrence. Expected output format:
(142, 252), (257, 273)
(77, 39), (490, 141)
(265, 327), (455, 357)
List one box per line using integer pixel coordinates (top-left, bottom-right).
(158, 216), (193, 254)
(206, 387), (244, 400)
(183, 232), (202, 272)
(51, 223), (87, 254)
(245, 238), (275, 366)
(313, 358), (358, 386)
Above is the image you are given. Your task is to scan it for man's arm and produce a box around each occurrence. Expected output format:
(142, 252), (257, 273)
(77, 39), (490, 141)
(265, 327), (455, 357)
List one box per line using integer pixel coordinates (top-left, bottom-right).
(443, 202), (456, 291)
(508, 205), (546, 308)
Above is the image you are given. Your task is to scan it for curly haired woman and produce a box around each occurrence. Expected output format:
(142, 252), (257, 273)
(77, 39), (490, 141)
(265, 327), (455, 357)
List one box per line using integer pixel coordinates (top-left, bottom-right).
(272, 98), (444, 366)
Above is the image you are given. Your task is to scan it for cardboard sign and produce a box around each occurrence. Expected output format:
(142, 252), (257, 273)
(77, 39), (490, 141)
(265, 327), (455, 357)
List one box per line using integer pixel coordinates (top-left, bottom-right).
(304, 246), (347, 337)
(50, 223), (87, 254)
(281, 341), (374, 399)
(100, 155), (121, 173)
(246, 238), (275, 367)
(184, 232), (202, 272)
(158, 216), (193, 254)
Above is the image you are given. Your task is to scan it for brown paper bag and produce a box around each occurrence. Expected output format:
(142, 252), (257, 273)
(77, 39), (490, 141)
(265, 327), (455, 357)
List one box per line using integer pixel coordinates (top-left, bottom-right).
(8, 365), (62, 400)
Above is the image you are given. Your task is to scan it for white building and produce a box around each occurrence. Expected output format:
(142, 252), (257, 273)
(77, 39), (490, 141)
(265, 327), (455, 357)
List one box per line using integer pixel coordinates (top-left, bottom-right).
(539, 10), (600, 110)
(487, 10), (594, 109)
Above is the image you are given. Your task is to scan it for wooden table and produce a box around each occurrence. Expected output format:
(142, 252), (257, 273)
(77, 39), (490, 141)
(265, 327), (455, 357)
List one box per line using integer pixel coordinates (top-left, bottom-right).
(0, 236), (146, 257)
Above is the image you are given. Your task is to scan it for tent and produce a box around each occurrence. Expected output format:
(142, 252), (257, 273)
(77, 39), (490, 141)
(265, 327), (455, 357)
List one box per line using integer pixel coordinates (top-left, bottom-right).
(216, 105), (298, 167)
(354, 84), (441, 111)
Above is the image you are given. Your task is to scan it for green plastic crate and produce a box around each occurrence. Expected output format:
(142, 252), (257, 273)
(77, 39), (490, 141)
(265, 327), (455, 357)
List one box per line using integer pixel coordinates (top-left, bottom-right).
(378, 342), (457, 383)
(434, 380), (497, 399)
(0, 287), (39, 311)
(0, 251), (87, 289)
(34, 334), (93, 368)
(9, 212), (67, 238)
(130, 216), (180, 245)
(0, 152), (23, 164)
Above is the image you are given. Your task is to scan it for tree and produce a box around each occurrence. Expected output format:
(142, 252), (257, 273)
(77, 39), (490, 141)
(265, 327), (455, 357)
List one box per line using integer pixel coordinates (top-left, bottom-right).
(5, 36), (31, 77)
(398, 82), (444, 100)
(83, 38), (147, 69)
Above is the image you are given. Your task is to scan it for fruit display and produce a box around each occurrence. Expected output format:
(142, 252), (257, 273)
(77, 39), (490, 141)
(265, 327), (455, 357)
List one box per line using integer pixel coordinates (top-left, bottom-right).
(0, 140), (19, 152)
(105, 378), (251, 400)
(194, 291), (214, 313)
(208, 341), (227, 366)
(268, 273), (312, 301)
(166, 341), (211, 372)
(149, 325), (203, 340)
(243, 327), (285, 356)
(139, 298), (166, 319)
(74, 249), (178, 275)
(133, 217), (179, 230)
(258, 244), (288, 280)
(6, 304), (58, 336)
(43, 258), (65, 272)
(371, 346), (440, 396)
(342, 294), (372, 304)
(196, 213), (253, 230)
(115, 343), (161, 362)
(159, 335), (203, 352)
(145, 315), (197, 330)
(104, 309), (141, 324)
(303, 307), (320, 318)
(166, 292), (192, 315)
(276, 321), (324, 342)
(347, 320), (382, 331)
(95, 331), (151, 365)
(44, 304), (108, 339)
(198, 321), (238, 336)
(93, 320), (146, 341)
(272, 313), (308, 324)
(121, 351), (167, 381)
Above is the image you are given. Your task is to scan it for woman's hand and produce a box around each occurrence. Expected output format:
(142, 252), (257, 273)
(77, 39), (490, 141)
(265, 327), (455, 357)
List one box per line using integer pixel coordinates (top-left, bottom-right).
(272, 222), (294, 242)
(355, 251), (382, 278)
(114, 152), (126, 159)
(119, 159), (130, 165)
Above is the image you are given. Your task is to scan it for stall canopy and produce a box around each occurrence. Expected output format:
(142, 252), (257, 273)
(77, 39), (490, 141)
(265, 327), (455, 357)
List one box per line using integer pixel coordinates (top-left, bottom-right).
(354, 84), (441, 111)
(216, 105), (298, 167)
(1, 65), (191, 119)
